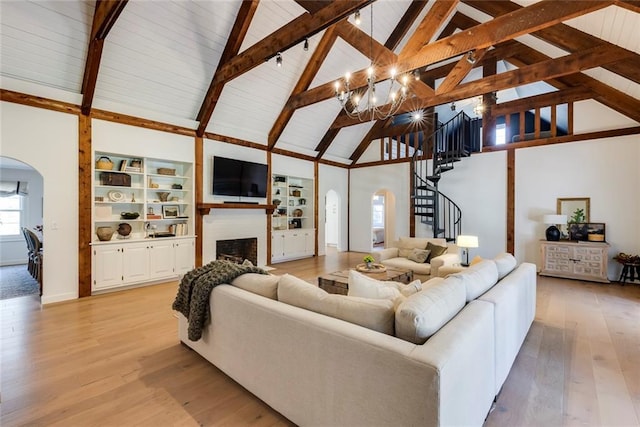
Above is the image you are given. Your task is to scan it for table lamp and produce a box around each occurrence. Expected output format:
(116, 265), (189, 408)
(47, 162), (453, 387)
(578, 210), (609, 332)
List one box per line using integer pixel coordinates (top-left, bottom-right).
(456, 235), (479, 267)
(543, 214), (567, 241)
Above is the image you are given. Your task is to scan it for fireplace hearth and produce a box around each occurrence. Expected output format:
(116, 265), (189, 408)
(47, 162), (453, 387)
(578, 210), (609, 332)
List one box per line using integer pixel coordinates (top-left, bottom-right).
(216, 238), (258, 266)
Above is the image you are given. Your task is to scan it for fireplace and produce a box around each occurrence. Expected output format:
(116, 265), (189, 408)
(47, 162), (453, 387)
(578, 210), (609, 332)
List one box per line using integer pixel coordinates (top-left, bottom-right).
(216, 238), (258, 266)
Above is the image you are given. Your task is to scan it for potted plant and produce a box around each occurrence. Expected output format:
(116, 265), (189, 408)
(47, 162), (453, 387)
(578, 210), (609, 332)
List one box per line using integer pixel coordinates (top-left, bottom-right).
(363, 254), (375, 269)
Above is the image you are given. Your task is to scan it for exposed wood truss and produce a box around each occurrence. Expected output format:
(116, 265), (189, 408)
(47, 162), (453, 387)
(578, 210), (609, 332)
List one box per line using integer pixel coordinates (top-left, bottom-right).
(81, 0), (128, 115)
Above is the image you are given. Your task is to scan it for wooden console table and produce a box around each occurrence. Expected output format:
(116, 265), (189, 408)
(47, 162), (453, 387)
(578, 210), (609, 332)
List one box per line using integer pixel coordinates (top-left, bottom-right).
(540, 240), (610, 283)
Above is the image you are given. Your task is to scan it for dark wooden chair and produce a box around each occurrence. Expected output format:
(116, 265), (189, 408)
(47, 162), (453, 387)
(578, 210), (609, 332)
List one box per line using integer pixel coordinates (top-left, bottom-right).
(22, 227), (43, 295)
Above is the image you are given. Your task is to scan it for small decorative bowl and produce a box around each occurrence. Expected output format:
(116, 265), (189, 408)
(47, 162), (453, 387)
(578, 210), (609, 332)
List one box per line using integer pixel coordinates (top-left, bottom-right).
(120, 212), (140, 220)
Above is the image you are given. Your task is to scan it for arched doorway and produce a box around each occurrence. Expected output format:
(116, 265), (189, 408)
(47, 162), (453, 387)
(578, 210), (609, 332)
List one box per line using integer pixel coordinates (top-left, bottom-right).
(0, 156), (44, 300)
(325, 189), (340, 252)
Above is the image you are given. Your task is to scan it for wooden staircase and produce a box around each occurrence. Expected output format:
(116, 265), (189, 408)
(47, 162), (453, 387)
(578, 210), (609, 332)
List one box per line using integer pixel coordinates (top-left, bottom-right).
(411, 111), (480, 241)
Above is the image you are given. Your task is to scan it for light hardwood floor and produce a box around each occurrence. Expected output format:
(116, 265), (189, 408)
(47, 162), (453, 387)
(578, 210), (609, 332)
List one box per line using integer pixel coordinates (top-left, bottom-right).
(1, 252), (639, 426)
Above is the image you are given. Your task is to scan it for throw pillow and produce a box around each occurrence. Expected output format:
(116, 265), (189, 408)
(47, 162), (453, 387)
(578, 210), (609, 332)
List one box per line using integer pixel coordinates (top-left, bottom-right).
(231, 273), (280, 300)
(426, 242), (448, 262)
(399, 279), (422, 297)
(493, 253), (517, 279)
(278, 274), (395, 335)
(470, 255), (483, 266)
(407, 248), (430, 263)
(348, 270), (402, 301)
(398, 247), (414, 258)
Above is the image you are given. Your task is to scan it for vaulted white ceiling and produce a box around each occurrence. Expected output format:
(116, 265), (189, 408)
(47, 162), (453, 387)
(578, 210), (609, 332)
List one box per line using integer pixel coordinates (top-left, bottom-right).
(1, 0), (639, 165)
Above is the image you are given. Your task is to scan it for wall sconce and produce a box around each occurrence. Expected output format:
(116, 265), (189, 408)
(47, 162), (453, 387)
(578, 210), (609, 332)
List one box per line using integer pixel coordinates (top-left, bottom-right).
(276, 52), (282, 67)
(466, 51), (476, 64)
(354, 9), (361, 25)
(413, 69), (421, 81)
(456, 235), (479, 266)
(450, 102), (456, 111)
(303, 38), (309, 51)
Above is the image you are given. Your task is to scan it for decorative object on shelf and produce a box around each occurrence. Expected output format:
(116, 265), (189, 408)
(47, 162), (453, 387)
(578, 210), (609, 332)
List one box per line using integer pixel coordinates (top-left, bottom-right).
(587, 223), (606, 242)
(130, 159), (142, 169)
(275, 189), (280, 195)
(613, 253), (640, 264)
(171, 183), (183, 189)
(274, 176), (286, 183)
(273, 199), (281, 207)
(96, 226), (114, 241)
(117, 223), (132, 238)
(162, 205), (179, 218)
(171, 196), (179, 202)
(288, 199), (294, 206)
(363, 254), (375, 269)
(148, 179), (159, 188)
(157, 191), (170, 202)
(96, 156), (113, 170)
(95, 196), (104, 202)
(356, 263), (386, 273)
(148, 207), (154, 215)
(293, 208), (303, 217)
(120, 212), (140, 220)
(291, 189), (301, 197)
(557, 197), (590, 237)
(568, 223), (588, 241)
(157, 167), (176, 176)
(542, 214), (567, 241)
(457, 235), (479, 266)
(334, 3), (411, 122)
(100, 172), (131, 187)
(107, 190), (125, 202)
(299, 198), (306, 205)
(131, 193), (135, 202)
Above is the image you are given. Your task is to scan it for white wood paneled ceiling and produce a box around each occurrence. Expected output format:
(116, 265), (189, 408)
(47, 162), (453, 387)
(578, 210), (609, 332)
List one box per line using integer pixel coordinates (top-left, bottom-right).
(1, 0), (639, 165)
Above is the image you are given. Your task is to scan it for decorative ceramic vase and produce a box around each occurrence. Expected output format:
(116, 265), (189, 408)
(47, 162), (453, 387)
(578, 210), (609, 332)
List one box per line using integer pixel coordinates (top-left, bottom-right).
(96, 226), (114, 241)
(157, 192), (170, 202)
(117, 223), (132, 238)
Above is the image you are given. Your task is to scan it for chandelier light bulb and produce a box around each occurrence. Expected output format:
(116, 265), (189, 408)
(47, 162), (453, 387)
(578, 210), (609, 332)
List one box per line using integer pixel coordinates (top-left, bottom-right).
(367, 66), (374, 78)
(334, 81), (340, 91)
(390, 67), (397, 79)
(412, 111), (423, 121)
(345, 72), (351, 82)
(390, 92), (397, 101)
(401, 74), (409, 85)
(413, 69), (420, 81)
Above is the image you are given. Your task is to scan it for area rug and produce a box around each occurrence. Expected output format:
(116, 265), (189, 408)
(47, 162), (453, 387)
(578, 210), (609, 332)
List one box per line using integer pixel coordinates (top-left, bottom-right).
(0, 264), (39, 300)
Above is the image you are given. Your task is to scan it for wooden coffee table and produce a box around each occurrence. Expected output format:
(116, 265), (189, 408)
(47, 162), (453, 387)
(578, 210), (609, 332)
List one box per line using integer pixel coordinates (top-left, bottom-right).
(318, 267), (413, 295)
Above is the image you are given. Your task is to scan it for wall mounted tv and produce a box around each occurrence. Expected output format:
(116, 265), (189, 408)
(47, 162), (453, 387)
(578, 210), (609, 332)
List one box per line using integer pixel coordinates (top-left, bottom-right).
(212, 156), (268, 198)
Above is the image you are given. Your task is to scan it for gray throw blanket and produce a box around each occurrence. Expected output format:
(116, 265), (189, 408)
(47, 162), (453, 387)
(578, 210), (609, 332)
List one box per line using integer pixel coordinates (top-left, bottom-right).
(172, 260), (268, 341)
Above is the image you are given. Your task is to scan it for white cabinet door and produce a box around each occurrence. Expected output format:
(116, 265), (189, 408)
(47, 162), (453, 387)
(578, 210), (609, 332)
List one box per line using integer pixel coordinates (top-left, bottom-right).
(122, 242), (150, 283)
(304, 231), (315, 255)
(148, 240), (175, 279)
(93, 245), (124, 289)
(285, 232), (306, 258)
(174, 238), (195, 275)
(272, 233), (285, 262)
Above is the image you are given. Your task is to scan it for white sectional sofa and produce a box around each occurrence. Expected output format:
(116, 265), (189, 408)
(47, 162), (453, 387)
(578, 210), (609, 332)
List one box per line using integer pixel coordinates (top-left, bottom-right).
(372, 237), (461, 281)
(178, 255), (536, 426)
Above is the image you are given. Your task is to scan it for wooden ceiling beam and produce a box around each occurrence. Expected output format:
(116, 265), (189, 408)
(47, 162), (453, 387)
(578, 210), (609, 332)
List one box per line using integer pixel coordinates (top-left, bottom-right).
(196, 0), (259, 136)
(81, 0), (128, 116)
(288, 0), (612, 111)
(435, 47), (487, 94)
(612, 0), (640, 13)
(349, 120), (390, 161)
(491, 86), (594, 116)
(212, 0), (373, 87)
(268, 25), (339, 149)
(332, 44), (634, 128)
(463, 0), (640, 85)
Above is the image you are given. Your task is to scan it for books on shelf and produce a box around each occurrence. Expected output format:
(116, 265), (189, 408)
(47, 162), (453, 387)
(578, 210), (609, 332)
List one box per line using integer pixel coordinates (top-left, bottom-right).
(169, 223), (188, 236)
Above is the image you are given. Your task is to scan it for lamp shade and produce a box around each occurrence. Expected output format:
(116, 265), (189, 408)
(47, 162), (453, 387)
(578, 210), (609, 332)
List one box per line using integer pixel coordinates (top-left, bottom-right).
(456, 235), (478, 248)
(543, 214), (567, 225)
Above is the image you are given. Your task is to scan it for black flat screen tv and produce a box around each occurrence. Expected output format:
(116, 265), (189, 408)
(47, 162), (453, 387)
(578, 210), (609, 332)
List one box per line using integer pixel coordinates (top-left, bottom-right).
(212, 156), (268, 198)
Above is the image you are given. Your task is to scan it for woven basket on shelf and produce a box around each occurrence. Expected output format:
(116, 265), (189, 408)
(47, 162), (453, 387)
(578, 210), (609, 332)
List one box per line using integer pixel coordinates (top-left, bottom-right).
(157, 168), (176, 176)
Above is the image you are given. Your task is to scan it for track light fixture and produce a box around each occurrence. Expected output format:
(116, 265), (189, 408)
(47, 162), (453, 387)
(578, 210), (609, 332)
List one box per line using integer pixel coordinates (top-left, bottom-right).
(466, 51), (476, 65)
(303, 38), (309, 51)
(413, 69), (421, 81)
(450, 102), (456, 111)
(276, 52), (282, 67)
(354, 9), (361, 25)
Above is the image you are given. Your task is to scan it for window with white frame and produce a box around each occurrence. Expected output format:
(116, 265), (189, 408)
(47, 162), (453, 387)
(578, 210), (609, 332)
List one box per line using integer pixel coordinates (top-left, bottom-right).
(0, 195), (24, 238)
(495, 123), (507, 145)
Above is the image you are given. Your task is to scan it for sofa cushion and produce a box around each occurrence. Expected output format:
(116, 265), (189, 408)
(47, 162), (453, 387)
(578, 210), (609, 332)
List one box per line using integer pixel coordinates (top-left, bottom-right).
(231, 273), (280, 300)
(452, 260), (499, 302)
(426, 242), (448, 262)
(382, 257), (432, 275)
(395, 276), (466, 344)
(278, 274), (395, 335)
(493, 253), (517, 279)
(407, 248), (430, 263)
(421, 276), (445, 289)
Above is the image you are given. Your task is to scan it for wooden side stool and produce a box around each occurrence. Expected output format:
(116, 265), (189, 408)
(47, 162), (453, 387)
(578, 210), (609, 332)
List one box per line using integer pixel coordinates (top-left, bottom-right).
(619, 262), (640, 285)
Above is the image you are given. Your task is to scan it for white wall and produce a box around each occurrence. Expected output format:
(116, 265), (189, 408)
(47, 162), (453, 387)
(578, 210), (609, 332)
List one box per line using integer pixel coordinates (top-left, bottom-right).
(349, 163), (410, 252)
(0, 166), (44, 265)
(0, 102), (78, 303)
(318, 164), (348, 254)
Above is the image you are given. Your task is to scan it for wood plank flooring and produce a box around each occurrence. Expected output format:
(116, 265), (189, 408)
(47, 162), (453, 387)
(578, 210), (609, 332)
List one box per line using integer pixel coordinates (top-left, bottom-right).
(1, 251), (639, 426)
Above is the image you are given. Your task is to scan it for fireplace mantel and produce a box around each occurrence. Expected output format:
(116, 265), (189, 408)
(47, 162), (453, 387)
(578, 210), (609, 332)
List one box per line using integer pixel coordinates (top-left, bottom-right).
(197, 203), (275, 215)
